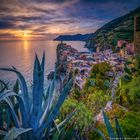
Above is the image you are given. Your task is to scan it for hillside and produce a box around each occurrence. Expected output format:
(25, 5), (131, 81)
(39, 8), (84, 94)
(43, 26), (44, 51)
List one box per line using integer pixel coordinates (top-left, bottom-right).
(54, 33), (93, 41)
(86, 6), (140, 50)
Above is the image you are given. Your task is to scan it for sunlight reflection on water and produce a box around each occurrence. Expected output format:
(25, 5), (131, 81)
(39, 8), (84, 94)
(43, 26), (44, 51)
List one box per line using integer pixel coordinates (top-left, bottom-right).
(0, 40), (86, 87)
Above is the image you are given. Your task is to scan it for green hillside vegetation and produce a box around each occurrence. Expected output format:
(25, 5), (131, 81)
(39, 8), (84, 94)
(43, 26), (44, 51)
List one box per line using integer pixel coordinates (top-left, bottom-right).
(87, 7), (140, 50)
(60, 56), (140, 139)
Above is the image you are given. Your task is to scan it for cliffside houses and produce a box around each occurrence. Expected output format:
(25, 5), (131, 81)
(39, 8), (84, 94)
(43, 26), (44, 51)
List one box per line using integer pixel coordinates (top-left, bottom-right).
(85, 10), (140, 56)
(56, 43), (125, 89)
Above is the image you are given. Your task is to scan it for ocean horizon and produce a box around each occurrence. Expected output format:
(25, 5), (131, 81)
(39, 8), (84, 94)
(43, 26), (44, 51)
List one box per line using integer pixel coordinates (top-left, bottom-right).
(0, 40), (86, 87)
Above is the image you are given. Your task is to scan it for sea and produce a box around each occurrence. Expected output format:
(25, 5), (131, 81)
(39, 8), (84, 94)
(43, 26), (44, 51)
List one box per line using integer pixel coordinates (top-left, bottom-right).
(0, 40), (87, 88)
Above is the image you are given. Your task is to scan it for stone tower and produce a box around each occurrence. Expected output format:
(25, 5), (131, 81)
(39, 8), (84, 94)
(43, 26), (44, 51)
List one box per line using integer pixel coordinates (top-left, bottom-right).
(134, 15), (140, 54)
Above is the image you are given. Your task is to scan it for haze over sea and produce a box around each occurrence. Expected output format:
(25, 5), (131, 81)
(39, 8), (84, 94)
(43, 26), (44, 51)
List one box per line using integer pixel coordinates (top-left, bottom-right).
(0, 40), (87, 87)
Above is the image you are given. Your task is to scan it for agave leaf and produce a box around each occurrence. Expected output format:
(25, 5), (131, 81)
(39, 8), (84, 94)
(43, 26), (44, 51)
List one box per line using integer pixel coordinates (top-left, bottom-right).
(43, 86), (50, 103)
(42, 85), (51, 109)
(39, 69), (57, 127)
(44, 77), (55, 107)
(51, 126), (73, 140)
(53, 125), (74, 140)
(41, 52), (45, 101)
(0, 91), (27, 127)
(48, 67), (57, 107)
(6, 109), (10, 130)
(13, 79), (19, 94)
(57, 109), (76, 129)
(65, 128), (75, 140)
(30, 54), (44, 130)
(115, 117), (124, 139)
(102, 111), (116, 139)
(50, 109), (76, 134)
(4, 97), (20, 128)
(51, 127), (65, 140)
(53, 119), (60, 134)
(38, 86), (55, 127)
(37, 78), (73, 137)
(0, 79), (8, 93)
(0, 68), (30, 115)
(0, 110), (4, 130)
(4, 127), (32, 140)
(51, 130), (60, 140)
(93, 127), (106, 140)
(41, 52), (45, 73)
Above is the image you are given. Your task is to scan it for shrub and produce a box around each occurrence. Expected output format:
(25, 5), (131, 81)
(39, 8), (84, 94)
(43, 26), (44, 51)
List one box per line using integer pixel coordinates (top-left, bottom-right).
(60, 99), (93, 131)
(120, 111), (140, 138)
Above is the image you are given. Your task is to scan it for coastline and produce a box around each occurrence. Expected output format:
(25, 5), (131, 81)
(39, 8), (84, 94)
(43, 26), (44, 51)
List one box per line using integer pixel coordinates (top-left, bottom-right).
(48, 42), (126, 90)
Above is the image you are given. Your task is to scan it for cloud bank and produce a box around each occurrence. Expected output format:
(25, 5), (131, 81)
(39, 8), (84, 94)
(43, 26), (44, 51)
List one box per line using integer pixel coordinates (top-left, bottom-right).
(0, 0), (140, 40)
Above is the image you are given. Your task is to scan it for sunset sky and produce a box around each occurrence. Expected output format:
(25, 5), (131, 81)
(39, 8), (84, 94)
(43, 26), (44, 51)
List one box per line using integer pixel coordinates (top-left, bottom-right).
(0, 0), (140, 41)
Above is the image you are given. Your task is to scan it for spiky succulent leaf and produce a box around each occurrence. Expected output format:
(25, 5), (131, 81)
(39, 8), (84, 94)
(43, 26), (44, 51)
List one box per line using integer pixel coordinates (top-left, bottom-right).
(115, 117), (124, 139)
(50, 109), (76, 134)
(41, 52), (45, 73)
(102, 111), (116, 139)
(39, 69), (57, 127)
(0, 79), (8, 93)
(93, 127), (106, 140)
(13, 79), (19, 94)
(0, 68), (30, 115)
(0, 91), (27, 127)
(4, 97), (20, 128)
(0, 109), (4, 129)
(36, 78), (73, 138)
(0, 53), (75, 140)
(4, 127), (32, 140)
(30, 54), (44, 130)
(6, 109), (10, 130)
(51, 126), (69, 140)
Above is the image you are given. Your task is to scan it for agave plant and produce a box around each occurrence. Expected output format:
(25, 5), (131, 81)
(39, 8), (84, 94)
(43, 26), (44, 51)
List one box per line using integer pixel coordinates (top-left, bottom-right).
(0, 53), (75, 140)
(0, 80), (8, 93)
(0, 80), (11, 132)
(92, 111), (124, 140)
(102, 111), (124, 140)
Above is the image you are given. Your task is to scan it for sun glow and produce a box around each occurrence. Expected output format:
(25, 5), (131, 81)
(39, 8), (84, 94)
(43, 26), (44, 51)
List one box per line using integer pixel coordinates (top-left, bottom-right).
(22, 31), (31, 40)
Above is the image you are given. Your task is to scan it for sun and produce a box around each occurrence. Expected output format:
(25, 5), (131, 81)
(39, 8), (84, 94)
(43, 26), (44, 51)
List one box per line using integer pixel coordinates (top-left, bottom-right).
(22, 31), (31, 40)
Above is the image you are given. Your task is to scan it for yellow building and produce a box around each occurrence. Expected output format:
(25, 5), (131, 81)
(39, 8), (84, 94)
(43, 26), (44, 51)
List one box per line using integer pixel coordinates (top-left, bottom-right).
(134, 15), (140, 54)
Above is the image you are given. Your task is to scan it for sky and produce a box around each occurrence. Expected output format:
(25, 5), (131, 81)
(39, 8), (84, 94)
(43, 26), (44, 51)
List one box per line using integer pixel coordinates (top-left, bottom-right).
(0, 0), (140, 41)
